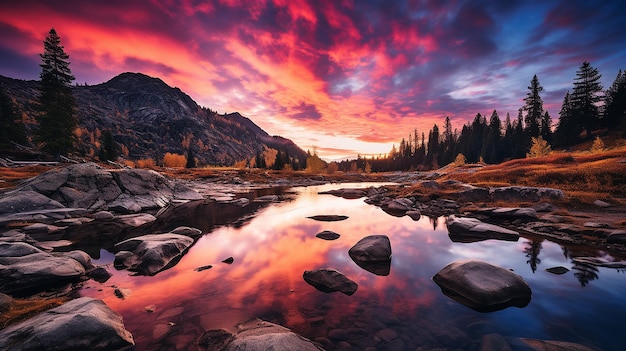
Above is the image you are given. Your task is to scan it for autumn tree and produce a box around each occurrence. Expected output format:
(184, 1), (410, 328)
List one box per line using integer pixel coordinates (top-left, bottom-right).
(0, 83), (27, 148)
(570, 61), (603, 139)
(36, 28), (77, 156)
(523, 75), (544, 138)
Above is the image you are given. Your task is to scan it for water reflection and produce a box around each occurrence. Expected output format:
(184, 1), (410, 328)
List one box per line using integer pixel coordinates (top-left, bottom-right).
(80, 183), (626, 350)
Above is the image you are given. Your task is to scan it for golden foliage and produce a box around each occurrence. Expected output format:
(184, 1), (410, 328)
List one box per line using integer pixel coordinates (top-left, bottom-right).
(163, 153), (187, 168)
(1, 297), (69, 328)
(590, 136), (605, 153)
(327, 161), (339, 174)
(305, 154), (325, 174)
(233, 159), (248, 169)
(453, 153), (467, 166)
(264, 148), (278, 168)
(527, 136), (552, 158)
(136, 158), (156, 169)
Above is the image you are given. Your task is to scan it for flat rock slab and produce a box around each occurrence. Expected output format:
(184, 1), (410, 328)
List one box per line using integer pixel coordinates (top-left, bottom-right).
(198, 319), (325, 351)
(303, 269), (358, 295)
(307, 215), (349, 222)
(546, 266), (570, 275)
(446, 216), (519, 243)
(315, 231), (340, 240)
(0, 297), (134, 351)
(433, 259), (532, 312)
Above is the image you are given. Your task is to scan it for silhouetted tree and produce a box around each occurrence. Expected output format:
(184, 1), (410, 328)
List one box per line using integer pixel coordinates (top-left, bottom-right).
(186, 147), (196, 168)
(554, 91), (578, 146)
(540, 111), (553, 144)
(523, 75), (544, 138)
(36, 28), (77, 156)
(604, 69), (626, 130)
(0, 84), (27, 148)
(570, 61), (603, 139)
(98, 130), (118, 161)
(483, 110), (501, 163)
(524, 239), (543, 273)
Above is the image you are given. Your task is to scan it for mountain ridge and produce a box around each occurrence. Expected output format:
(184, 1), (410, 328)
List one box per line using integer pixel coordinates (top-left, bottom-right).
(0, 72), (307, 166)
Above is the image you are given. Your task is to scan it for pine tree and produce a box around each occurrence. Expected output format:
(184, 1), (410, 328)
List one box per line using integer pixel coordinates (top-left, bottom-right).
(483, 110), (502, 163)
(186, 147), (196, 168)
(0, 84), (27, 148)
(540, 111), (553, 144)
(554, 91), (578, 146)
(37, 28), (77, 156)
(523, 75), (544, 138)
(604, 69), (626, 129)
(570, 61), (603, 139)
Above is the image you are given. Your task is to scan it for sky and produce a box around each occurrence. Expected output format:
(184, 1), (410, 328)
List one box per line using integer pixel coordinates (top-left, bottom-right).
(1, 0), (625, 161)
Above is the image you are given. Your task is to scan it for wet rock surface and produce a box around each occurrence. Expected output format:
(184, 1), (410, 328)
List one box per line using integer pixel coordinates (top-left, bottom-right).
(198, 319), (325, 351)
(433, 259), (532, 312)
(303, 269), (358, 295)
(446, 215), (520, 243)
(113, 232), (195, 275)
(0, 297), (135, 351)
(348, 235), (392, 276)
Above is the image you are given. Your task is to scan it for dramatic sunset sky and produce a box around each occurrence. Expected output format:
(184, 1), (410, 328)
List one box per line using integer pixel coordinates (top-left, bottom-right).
(1, 1), (625, 160)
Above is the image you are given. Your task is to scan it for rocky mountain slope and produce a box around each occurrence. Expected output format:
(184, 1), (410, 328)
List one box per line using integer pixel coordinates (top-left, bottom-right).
(0, 72), (307, 166)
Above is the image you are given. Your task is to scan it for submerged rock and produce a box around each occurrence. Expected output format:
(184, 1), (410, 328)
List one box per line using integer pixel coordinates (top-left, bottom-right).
(348, 235), (392, 276)
(197, 319), (325, 351)
(113, 233), (194, 275)
(445, 215), (519, 243)
(0, 297), (134, 351)
(433, 259), (532, 312)
(303, 269), (358, 295)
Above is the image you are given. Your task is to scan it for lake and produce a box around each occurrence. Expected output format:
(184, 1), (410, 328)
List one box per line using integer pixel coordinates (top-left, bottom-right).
(80, 183), (626, 350)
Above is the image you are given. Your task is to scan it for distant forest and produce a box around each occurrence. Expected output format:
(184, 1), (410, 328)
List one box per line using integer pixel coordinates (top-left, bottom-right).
(335, 61), (626, 173)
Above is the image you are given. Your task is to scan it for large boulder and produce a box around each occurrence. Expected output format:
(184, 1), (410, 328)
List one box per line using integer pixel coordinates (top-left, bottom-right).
(113, 233), (194, 275)
(445, 216), (520, 243)
(0, 191), (66, 214)
(303, 269), (358, 295)
(490, 186), (564, 202)
(348, 235), (392, 276)
(0, 297), (134, 351)
(198, 319), (325, 351)
(477, 207), (538, 221)
(433, 259), (532, 312)
(0, 249), (86, 296)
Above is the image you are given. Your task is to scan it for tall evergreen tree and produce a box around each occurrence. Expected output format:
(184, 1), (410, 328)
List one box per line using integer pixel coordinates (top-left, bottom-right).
(554, 91), (577, 146)
(483, 110), (502, 163)
(523, 75), (544, 138)
(604, 69), (626, 129)
(502, 112), (514, 159)
(37, 28), (77, 156)
(540, 111), (553, 144)
(186, 147), (196, 168)
(570, 61), (603, 139)
(513, 108), (527, 158)
(0, 83), (27, 148)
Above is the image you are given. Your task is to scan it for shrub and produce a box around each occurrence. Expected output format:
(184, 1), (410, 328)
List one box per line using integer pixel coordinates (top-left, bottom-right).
(590, 136), (605, 153)
(453, 153), (466, 166)
(327, 162), (339, 174)
(136, 158), (156, 169)
(527, 136), (552, 158)
(162, 153), (186, 167)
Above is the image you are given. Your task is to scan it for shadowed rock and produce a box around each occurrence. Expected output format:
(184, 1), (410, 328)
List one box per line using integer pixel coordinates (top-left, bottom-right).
(307, 215), (348, 222)
(0, 297), (134, 351)
(303, 269), (358, 295)
(349, 235), (392, 276)
(113, 233), (194, 275)
(315, 230), (340, 240)
(546, 266), (569, 275)
(433, 259), (532, 312)
(446, 216), (519, 243)
(198, 319), (325, 351)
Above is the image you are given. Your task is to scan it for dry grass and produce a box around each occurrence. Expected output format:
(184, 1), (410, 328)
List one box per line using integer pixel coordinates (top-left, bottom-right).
(0, 165), (56, 189)
(1, 296), (68, 328)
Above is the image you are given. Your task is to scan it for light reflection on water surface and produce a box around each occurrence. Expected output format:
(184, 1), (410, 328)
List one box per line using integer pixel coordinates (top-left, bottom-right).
(81, 183), (626, 350)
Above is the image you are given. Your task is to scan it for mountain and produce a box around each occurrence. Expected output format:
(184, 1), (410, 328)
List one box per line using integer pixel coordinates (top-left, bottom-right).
(0, 72), (307, 166)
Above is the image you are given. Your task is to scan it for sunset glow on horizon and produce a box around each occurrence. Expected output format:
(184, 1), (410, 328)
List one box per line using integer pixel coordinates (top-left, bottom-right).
(1, 0), (625, 160)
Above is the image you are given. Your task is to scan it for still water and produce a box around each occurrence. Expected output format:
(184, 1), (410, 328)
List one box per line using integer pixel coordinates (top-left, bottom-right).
(81, 183), (626, 350)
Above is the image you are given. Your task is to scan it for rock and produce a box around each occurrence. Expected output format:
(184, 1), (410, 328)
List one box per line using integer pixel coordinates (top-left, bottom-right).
(0, 292), (12, 312)
(433, 259), (532, 312)
(533, 202), (558, 212)
(478, 207), (538, 221)
(195, 265), (213, 272)
(490, 186), (564, 202)
(0, 297), (134, 351)
(64, 250), (94, 269)
(445, 215), (519, 243)
(607, 230), (626, 244)
(480, 333), (512, 351)
(546, 266), (569, 275)
(307, 215), (349, 222)
(116, 213), (157, 227)
(316, 230), (341, 240)
(254, 195), (280, 202)
(593, 199), (611, 208)
(303, 269), (358, 295)
(375, 328), (398, 343)
(87, 267), (112, 283)
(572, 257), (626, 269)
(519, 338), (599, 351)
(406, 210), (421, 221)
(198, 319), (325, 351)
(583, 222), (609, 228)
(0, 252), (86, 296)
(0, 190), (66, 215)
(114, 251), (133, 269)
(93, 210), (115, 220)
(170, 226), (203, 237)
(338, 189), (367, 199)
(222, 257), (234, 264)
(113, 233), (194, 275)
(384, 198), (413, 212)
(455, 186), (490, 202)
(348, 235), (392, 276)
(0, 241), (44, 257)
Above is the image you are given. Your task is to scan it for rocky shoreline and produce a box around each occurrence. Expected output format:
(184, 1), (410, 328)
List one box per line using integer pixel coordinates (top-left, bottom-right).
(1, 162), (624, 350)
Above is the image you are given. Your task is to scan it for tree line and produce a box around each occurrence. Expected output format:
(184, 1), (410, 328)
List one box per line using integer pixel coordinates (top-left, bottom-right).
(337, 62), (626, 173)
